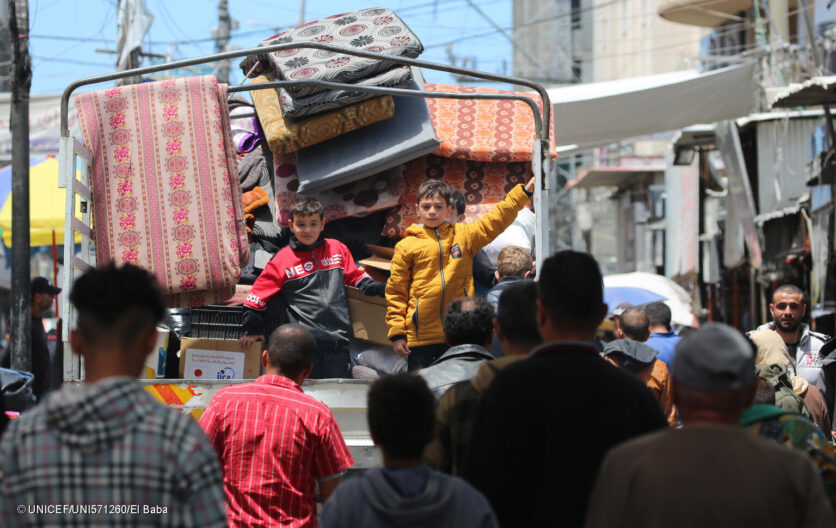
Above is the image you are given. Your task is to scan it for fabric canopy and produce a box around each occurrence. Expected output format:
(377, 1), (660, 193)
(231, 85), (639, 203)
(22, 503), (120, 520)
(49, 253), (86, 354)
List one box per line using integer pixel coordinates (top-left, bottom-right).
(0, 157), (81, 247)
(548, 63), (756, 151)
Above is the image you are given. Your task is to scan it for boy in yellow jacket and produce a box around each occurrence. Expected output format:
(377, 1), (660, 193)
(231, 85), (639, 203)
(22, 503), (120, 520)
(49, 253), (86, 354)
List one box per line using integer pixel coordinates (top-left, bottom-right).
(386, 177), (535, 370)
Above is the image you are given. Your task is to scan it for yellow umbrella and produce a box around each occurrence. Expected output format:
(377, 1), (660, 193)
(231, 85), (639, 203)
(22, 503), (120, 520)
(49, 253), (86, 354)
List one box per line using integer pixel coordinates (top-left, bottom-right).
(0, 157), (82, 247)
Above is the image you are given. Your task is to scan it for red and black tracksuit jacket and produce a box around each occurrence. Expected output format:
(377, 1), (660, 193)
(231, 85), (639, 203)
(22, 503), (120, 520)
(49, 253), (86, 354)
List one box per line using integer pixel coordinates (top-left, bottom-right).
(243, 236), (385, 345)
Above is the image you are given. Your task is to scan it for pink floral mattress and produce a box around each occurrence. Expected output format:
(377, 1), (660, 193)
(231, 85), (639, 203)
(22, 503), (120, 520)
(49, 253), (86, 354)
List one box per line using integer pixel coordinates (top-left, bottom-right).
(75, 76), (249, 307)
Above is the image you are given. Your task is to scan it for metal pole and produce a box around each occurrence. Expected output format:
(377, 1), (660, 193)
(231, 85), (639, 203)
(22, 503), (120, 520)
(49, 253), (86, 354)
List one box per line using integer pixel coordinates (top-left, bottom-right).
(216, 0), (230, 84)
(9, 0), (30, 372)
(60, 42), (554, 141)
(750, 267), (758, 329)
(51, 230), (58, 316)
(228, 81), (544, 136)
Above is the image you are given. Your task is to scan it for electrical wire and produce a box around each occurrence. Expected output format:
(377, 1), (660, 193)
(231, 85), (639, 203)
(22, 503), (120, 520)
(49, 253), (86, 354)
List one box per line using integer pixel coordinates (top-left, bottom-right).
(423, 0), (627, 50)
(35, 3), (116, 62)
(152, 0), (207, 54)
(31, 55), (114, 67)
(31, 0), (618, 51)
(30, 34), (114, 42)
(26, 0), (766, 84)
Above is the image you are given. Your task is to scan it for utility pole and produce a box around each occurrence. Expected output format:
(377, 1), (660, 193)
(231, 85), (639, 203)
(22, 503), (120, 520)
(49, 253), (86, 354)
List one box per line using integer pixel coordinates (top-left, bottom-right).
(299, 0), (305, 25)
(211, 0), (238, 83)
(116, 0), (139, 86)
(0, 2), (12, 91)
(113, 0), (154, 85)
(9, 0), (31, 372)
(215, 0), (231, 84)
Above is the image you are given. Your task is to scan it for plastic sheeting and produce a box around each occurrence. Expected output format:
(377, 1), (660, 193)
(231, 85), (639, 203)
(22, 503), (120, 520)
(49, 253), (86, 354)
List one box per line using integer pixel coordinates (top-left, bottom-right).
(547, 63), (756, 150)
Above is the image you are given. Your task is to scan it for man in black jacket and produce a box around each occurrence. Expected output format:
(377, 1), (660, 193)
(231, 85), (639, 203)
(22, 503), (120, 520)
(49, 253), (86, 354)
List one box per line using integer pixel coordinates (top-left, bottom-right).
(1, 277), (59, 402)
(462, 250), (667, 528)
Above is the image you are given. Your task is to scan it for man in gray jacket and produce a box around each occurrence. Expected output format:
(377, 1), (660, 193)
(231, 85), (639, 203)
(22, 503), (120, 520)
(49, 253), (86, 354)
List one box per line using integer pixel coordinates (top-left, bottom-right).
(586, 324), (834, 527)
(751, 284), (829, 388)
(418, 298), (496, 400)
(749, 285), (834, 439)
(319, 374), (497, 528)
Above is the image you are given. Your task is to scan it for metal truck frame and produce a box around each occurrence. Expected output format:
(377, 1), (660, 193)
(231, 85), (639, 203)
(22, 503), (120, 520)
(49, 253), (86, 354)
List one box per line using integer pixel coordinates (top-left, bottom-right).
(58, 43), (555, 467)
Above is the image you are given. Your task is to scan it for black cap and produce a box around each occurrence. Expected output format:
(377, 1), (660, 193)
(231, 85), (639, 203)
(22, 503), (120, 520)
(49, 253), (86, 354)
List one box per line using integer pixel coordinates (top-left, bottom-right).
(31, 277), (61, 295)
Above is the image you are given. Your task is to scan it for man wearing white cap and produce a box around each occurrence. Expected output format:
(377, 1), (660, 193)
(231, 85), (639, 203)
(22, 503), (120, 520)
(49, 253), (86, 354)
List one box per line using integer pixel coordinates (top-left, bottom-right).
(585, 323), (834, 527)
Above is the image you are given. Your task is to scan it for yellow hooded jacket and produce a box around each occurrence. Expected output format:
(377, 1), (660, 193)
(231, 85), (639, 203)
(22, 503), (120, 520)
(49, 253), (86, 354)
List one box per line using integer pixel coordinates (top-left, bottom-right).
(386, 184), (532, 347)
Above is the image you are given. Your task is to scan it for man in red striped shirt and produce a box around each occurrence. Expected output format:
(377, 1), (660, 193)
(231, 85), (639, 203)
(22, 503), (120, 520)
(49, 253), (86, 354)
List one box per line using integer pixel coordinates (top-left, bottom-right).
(199, 324), (354, 527)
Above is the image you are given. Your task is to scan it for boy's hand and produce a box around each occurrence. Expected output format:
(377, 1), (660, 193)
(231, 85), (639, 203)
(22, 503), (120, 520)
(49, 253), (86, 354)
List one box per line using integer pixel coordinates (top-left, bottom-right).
(239, 334), (265, 348)
(392, 339), (411, 357)
(525, 177), (536, 194)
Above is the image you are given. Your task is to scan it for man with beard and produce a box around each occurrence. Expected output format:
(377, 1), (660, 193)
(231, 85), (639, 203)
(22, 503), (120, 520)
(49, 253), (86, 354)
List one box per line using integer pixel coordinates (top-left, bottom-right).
(750, 285), (829, 390)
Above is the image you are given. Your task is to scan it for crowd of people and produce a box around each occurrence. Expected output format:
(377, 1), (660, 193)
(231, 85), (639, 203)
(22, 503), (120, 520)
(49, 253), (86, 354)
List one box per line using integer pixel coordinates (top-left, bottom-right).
(2, 179), (836, 527)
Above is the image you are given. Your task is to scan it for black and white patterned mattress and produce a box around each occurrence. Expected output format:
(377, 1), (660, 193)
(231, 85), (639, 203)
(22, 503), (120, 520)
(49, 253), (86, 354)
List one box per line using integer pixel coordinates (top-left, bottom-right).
(259, 7), (423, 99)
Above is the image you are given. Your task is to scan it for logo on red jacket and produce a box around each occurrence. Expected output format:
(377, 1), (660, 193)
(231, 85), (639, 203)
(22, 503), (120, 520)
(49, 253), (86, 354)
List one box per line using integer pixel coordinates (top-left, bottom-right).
(246, 293), (265, 308)
(321, 254), (343, 267)
(450, 243), (462, 259)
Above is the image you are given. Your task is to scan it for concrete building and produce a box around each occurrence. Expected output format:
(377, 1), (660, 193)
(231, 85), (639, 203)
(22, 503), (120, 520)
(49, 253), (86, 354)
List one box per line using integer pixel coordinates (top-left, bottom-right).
(513, 0), (706, 276)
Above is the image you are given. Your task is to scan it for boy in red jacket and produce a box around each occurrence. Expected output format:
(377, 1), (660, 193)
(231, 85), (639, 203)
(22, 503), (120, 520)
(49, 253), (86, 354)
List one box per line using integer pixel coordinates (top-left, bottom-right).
(240, 196), (385, 378)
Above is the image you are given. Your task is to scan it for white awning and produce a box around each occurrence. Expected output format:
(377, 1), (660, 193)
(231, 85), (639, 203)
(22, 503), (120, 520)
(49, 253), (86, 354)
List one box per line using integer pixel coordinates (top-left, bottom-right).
(548, 63), (756, 150)
(567, 165), (665, 189)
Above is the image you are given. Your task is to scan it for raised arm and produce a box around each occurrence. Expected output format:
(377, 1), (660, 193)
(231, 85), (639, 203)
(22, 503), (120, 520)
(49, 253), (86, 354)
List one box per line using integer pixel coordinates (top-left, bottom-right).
(464, 177), (534, 253)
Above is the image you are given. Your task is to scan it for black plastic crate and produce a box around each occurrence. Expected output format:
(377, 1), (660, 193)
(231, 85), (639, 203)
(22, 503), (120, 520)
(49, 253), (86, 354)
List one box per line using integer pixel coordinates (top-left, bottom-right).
(188, 306), (245, 340)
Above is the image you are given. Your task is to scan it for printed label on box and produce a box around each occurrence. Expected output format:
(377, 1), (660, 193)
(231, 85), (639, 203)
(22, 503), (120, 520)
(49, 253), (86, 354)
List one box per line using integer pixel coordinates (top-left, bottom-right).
(183, 349), (246, 380)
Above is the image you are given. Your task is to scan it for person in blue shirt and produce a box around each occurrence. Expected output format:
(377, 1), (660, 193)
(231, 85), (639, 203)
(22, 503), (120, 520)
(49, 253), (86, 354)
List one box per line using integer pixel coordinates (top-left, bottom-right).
(645, 301), (681, 371)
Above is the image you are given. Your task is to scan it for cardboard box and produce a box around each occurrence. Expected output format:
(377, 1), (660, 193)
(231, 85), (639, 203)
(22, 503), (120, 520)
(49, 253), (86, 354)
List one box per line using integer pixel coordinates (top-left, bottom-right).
(179, 338), (262, 380)
(359, 245), (394, 283)
(346, 286), (390, 345)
